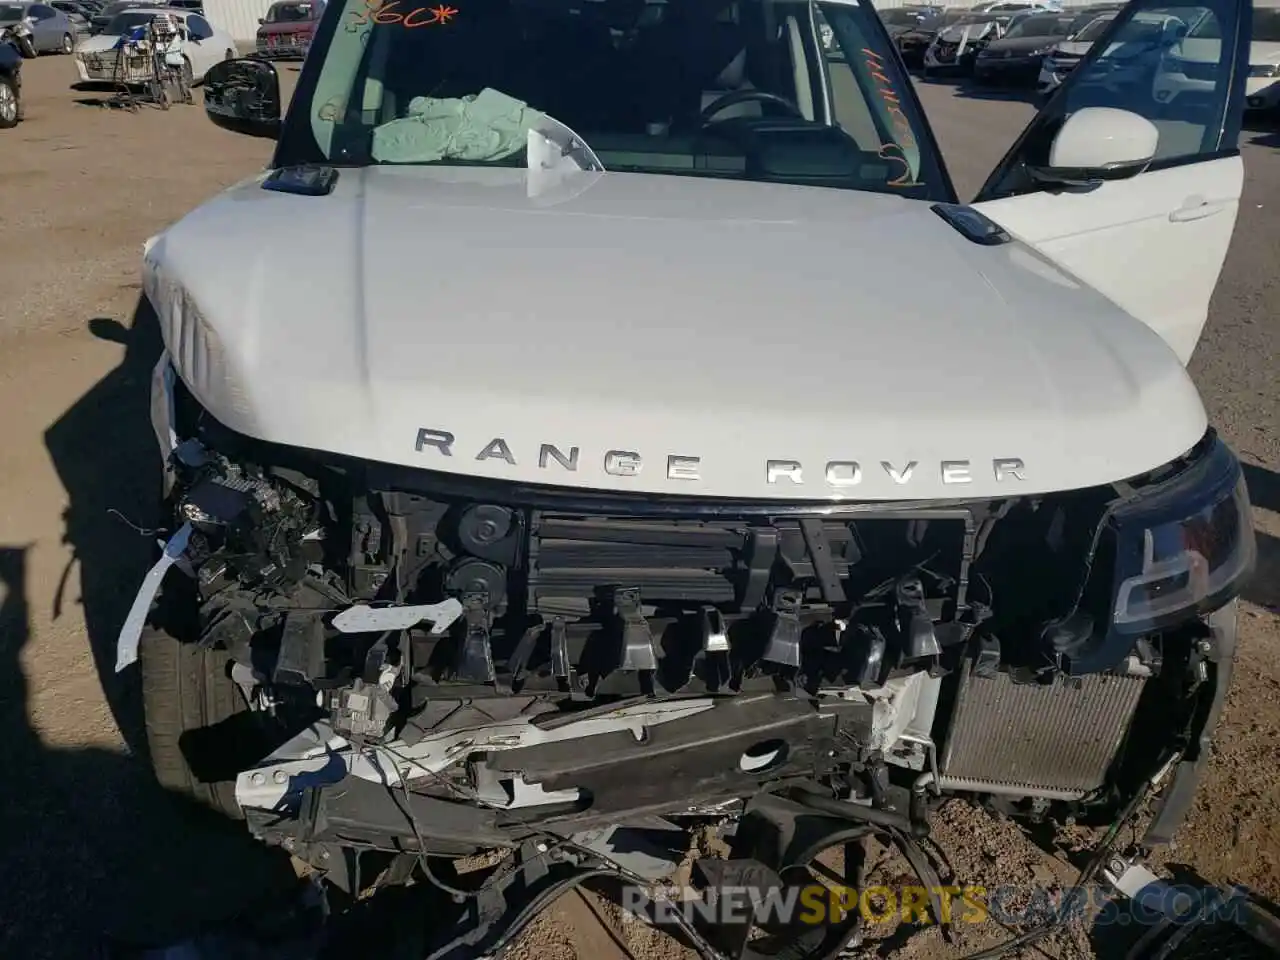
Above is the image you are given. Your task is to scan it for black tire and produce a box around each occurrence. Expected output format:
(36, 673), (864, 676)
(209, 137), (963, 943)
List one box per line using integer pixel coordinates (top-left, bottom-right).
(61, 31), (73, 54)
(139, 624), (248, 820)
(0, 76), (18, 128)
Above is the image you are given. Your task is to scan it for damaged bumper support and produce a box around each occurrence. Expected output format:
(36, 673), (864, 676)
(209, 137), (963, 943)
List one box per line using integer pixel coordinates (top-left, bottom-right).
(234, 694), (869, 848)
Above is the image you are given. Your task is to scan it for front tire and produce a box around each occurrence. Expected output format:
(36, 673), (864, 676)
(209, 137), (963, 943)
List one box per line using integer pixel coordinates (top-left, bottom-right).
(139, 624), (248, 820)
(61, 32), (73, 54)
(0, 75), (19, 128)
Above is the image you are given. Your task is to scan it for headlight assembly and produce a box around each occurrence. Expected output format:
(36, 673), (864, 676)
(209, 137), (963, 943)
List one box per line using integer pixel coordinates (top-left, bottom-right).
(1107, 433), (1255, 636)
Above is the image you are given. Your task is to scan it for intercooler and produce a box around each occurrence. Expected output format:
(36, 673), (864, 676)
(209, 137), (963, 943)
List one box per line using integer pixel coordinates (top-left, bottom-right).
(938, 667), (1147, 800)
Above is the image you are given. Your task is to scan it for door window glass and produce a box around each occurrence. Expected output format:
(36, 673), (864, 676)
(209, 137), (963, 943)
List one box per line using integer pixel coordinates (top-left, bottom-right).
(979, 0), (1242, 199)
(187, 12), (212, 37)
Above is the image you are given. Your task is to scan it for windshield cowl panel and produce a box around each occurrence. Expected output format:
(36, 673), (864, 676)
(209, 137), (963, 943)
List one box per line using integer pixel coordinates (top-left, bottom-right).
(273, 0), (955, 203)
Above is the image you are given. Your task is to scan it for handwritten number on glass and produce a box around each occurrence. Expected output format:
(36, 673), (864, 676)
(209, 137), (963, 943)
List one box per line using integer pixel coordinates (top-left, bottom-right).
(877, 142), (922, 188)
(347, 0), (457, 29)
(861, 47), (920, 187)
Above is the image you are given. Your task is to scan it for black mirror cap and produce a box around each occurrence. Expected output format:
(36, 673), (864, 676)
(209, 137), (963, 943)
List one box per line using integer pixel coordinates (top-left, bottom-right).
(1025, 157), (1151, 189)
(202, 56), (283, 139)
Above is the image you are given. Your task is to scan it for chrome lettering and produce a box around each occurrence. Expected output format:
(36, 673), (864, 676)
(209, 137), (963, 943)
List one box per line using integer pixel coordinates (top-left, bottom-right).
(539, 443), (580, 472)
(825, 461), (862, 486)
(667, 455), (701, 481)
(881, 460), (918, 485)
(993, 457), (1026, 482)
(415, 428), (454, 456)
(476, 438), (517, 465)
(767, 460), (803, 484)
(604, 450), (643, 477)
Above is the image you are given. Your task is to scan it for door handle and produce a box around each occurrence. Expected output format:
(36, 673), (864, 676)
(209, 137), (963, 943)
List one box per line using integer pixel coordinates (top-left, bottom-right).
(1169, 200), (1228, 223)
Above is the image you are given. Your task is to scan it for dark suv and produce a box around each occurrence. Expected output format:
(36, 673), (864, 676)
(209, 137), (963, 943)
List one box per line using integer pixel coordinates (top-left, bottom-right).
(0, 26), (21, 128)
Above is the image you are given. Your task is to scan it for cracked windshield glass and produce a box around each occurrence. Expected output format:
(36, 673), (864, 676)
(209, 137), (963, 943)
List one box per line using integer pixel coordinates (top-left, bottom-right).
(293, 0), (947, 197)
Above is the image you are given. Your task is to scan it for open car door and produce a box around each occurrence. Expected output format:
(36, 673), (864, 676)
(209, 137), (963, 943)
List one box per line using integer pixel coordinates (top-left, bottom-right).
(968, 0), (1252, 365)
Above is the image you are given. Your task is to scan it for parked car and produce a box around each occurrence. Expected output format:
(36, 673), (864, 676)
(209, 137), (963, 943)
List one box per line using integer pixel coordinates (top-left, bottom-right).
(1152, 4), (1280, 114)
(74, 5), (236, 83)
(895, 6), (968, 67)
(0, 1), (78, 53)
(50, 0), (93, 33)
(879, 4), (945, 42)
(1037, 9), (1183, 98)
(973, 9), (1078, 84)
(137, 0), (1258, 936)
(254, 0), (323, 60)
(0, 19), (22, 125)
(88, 0), (154, 34)
(923, 9), (1030, 76)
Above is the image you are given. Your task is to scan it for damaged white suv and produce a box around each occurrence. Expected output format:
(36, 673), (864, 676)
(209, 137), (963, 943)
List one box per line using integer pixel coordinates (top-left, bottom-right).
(126, 0), (1257, 953)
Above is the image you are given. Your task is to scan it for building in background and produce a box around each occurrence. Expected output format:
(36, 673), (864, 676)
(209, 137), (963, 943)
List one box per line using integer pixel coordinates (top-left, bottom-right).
(200, 0), (273, 44)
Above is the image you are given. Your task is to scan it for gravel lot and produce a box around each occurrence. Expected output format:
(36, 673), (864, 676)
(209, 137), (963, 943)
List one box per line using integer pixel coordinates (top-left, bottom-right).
(0, 54), (1277, 960)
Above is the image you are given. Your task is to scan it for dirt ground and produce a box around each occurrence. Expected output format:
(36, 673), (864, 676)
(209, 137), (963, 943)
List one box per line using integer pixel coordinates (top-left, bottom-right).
(1, 54), (1278, 960)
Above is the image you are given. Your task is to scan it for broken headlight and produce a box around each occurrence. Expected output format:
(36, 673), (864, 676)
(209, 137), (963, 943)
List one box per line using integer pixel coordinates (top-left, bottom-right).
(1108, 435), (1255, 635)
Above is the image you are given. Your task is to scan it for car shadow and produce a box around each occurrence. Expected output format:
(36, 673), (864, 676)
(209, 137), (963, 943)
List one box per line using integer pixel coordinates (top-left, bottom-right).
(1243, 109), (1280, 137)
(43, 298), (168, 758)
(0, 538), (298, 959)
(72, 97), (145, 109)
(1242, 462), (1280, 611)
(16, 298), (301, 956)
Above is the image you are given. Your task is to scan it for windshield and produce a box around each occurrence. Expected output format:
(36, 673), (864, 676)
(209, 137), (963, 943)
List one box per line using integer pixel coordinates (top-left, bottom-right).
(279, 0), (949, 200)
(880, 7), (924, 25)
(266, 1), (313, 21)
(0, 3), (26, 21)
(1072, 14), (1115, 41)
(952, 12), (999, 27)
(100, 0), (141, 15)
(1001, 13), (1069, 37)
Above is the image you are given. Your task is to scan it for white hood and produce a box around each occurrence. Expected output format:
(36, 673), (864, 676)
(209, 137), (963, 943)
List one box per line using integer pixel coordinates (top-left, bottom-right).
(144, 167), (1206, 502)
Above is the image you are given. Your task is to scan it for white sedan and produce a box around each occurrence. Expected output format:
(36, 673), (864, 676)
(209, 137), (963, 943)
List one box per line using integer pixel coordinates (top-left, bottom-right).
(1152, 6), (1280, 113)
(73, 7), (237, 85)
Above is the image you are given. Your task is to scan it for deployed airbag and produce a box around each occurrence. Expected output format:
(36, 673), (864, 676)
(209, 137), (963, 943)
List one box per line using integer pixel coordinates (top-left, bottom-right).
(370, 87), (546, 163)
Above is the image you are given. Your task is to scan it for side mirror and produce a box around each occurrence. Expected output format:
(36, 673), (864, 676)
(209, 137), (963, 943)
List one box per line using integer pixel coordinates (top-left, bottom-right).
(1029, 106), (1157, 187)
(257, 16), (264, 22)
(202, 57), (282, 139)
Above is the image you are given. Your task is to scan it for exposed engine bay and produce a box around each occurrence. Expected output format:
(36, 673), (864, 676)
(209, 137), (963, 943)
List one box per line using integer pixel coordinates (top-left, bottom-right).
(121, 359), (1250, 959)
